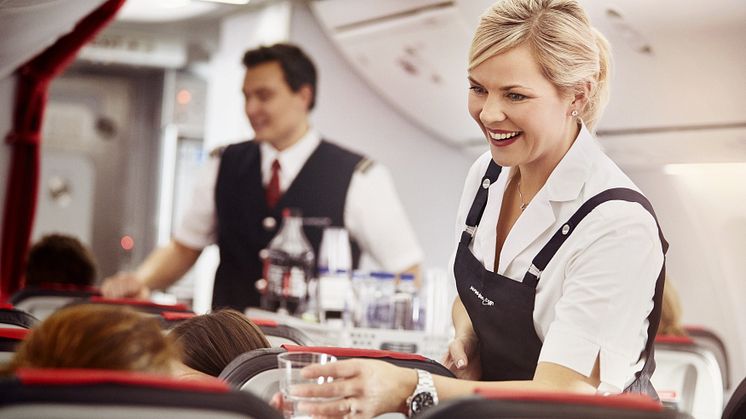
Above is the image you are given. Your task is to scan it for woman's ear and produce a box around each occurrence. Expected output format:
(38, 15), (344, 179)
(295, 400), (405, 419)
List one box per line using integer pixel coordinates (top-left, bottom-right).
(571, 81), (592, 110)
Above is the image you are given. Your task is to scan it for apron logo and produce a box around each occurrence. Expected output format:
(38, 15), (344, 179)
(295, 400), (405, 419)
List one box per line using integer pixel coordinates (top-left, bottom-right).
(470, 286), (495, 306)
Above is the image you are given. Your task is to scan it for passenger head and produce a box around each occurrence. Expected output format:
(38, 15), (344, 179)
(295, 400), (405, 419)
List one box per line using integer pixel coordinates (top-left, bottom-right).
(170, 309), (271, 377)
(25, 234), (97, 288)
(469, 0), (611, 132)
(658, 280), (687, 337)
(5, 305), (178, 374)
(241, 43), (317, 149)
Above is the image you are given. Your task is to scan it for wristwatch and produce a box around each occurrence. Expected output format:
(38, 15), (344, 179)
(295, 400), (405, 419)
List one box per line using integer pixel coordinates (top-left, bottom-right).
(407, 369), (439, 417)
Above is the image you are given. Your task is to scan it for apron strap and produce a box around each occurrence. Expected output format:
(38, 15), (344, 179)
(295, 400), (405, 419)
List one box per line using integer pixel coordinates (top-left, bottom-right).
(460, 161), (503, 245)
(521, 187), (668, 397)
(522, 188), (668, 287)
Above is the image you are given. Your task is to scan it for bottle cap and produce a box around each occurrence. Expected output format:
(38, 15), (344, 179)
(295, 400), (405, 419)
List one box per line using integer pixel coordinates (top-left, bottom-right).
(370, 271), (395, 280)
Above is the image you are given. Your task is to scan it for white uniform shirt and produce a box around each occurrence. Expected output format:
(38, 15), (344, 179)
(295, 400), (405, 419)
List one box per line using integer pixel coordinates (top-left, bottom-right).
(451, 125), (663, 392)
(174, 128), (424, 273)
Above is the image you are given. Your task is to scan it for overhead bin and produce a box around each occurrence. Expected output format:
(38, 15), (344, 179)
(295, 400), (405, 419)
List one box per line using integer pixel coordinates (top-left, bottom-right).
(310, 0), (483, 147)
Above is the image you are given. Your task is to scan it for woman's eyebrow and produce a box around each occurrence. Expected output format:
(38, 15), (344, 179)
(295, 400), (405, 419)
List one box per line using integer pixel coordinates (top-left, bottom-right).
(467, 77), (533, 91)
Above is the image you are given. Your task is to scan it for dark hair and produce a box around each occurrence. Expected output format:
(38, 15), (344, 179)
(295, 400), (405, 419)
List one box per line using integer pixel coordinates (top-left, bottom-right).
(25, 234), (97, 288)
(170, 309), (271, 377)
(4, 305), (178, 375)
(242, 43), (318, 110)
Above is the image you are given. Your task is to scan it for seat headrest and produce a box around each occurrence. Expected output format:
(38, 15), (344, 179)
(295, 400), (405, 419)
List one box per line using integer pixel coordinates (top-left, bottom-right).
(282, 345), (429, 361)
(15, 368), (229, 393)
(474, 388), (662, 412)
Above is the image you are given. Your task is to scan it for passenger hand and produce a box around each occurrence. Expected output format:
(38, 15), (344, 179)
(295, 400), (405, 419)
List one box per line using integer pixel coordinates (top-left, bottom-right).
(101, 271), (150, 299)
(443, 332), (481, 380)
(289, 359), (416, 419)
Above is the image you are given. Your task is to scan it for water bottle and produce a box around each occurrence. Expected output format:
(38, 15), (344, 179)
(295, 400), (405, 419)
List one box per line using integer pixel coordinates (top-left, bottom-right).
(316, 227), (353, 326)
(367, 271), (396, 328)
(391, 274), (417, 330)
(350, 270), (371, 327)
(260, 208), (315, 316)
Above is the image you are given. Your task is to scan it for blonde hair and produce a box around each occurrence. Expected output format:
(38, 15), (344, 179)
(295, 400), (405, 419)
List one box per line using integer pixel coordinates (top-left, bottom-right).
(658, 280), (687, 337)
(4, 305), (179, 375)
(469, 0), (611, 131)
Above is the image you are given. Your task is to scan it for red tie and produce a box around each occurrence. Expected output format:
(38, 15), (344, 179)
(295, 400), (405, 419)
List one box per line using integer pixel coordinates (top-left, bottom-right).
(266, 159), (281, 209)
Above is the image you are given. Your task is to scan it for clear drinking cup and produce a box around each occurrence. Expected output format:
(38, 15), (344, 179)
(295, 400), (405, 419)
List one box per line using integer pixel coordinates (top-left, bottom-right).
(278, 351), (340, 419)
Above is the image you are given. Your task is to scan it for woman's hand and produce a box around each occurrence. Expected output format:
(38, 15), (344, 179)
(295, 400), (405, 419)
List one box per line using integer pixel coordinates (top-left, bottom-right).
(443, 332), (481, 380)
(289, 359), (417, 419)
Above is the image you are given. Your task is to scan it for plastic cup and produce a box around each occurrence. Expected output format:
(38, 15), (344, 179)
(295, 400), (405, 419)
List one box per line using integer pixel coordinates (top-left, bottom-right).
(278, 351), (340, 419)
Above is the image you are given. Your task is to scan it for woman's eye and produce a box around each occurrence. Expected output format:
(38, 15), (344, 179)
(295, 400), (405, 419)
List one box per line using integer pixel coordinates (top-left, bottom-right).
(507, 92), (527, 101)
(469, 85), (486, 95)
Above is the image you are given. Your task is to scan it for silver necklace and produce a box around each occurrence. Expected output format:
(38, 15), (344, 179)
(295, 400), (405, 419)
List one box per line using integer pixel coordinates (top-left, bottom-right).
(517, 181), (528, 211)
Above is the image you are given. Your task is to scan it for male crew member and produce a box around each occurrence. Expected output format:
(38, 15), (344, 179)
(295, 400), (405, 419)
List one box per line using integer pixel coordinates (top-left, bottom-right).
(102, 43), (423, 310)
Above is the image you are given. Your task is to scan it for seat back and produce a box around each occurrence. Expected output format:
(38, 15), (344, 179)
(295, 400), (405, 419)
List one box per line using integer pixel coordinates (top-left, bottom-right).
(250, 318), (314, 346)
(70, 297), (193, 316)
(419, 389), (687, 419)
(0, 328), (29, 366)
(0, 305), (38, 329)
(10, 288), (100, 321)
(683, 325), (730, 389)
(653, 335), (723, 419)
(219, 345), (455, 402)
(723, 375), (746, 419)
(159, 311), (197, 329)
(0, 368), (282, 419)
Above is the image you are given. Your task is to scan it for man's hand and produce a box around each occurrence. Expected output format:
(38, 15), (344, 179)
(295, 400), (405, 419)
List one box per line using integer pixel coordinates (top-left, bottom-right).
(101, 272), (150, 299)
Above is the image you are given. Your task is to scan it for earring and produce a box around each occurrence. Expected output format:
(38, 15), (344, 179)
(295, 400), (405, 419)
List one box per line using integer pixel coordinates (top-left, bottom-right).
(571, 110), (578, 117)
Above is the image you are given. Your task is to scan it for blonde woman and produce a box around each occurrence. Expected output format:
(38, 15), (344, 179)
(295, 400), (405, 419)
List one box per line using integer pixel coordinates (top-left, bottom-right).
(286, 1), (667, 417)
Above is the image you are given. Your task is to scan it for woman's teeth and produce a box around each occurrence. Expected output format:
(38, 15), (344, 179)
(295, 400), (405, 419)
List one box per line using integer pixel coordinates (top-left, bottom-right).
(490, 131), (520, 140)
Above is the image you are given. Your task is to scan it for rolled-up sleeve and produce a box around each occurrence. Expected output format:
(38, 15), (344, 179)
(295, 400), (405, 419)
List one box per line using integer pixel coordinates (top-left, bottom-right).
(537, 201), (663, 391)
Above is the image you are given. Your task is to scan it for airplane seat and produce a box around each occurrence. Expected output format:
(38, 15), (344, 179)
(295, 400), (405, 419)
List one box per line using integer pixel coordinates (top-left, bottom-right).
(653, 335), (724, 419)
(249, 318), (315, 346)
(67, 296), (194, 316)
(0, 368), (282, 419)
(418, 389), (690, 419)
(159, 311), (197, 330)
(0, 305), (38, 329)
(10, 287), (101, 321)
(0, 328), (30, 366)
(219, 345), (455, 402)
(683, 325), (730, 389)
(722, 375), (746, 419)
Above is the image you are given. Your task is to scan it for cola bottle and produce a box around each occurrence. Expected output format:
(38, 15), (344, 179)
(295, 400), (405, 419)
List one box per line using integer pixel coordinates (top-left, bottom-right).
(260, 208), (315, 316)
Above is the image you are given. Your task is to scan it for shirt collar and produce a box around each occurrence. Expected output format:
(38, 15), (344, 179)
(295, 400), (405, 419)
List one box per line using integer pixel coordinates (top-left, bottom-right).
(543, 123), (598, 202)
(260, 128), (321, 188)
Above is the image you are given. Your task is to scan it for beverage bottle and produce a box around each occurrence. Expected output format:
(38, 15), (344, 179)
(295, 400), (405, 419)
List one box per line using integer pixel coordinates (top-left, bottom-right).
(367, 271), (395, 328)
(391, 273), (417, 330)
(260, 208), (315, 316)
(316, 227), (352, 326)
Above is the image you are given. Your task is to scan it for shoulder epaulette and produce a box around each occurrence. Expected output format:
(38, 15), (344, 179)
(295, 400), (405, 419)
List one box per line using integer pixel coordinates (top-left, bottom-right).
(355, 158), (375, 174)
(209, 145), (227, 158)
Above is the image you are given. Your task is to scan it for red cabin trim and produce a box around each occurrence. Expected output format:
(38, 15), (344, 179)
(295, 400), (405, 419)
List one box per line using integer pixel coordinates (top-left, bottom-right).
(250, 318), (279, 327)
(282, 345), (428, 361)
(16, 368), (229, 393)
(0, 328), (30, 340)
(474, 388), (662, 411)
(654, 335), (696, 345)
(89, 297), (190, 312)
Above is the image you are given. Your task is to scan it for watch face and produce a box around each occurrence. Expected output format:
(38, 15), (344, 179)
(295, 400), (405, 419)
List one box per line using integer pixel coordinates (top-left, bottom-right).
(411, 392), (435, 414)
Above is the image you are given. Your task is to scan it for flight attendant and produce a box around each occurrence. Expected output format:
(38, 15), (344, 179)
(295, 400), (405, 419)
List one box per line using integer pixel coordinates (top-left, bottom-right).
(101, 43), (423, 310)
(288, 1), (667, 417)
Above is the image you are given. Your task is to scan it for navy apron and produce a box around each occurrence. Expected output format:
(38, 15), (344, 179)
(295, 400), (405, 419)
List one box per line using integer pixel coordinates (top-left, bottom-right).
(454, 161), (668, 398)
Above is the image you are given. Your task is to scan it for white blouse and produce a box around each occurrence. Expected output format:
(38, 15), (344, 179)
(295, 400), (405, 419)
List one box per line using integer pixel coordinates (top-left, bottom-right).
(451, 125), (664, 392)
